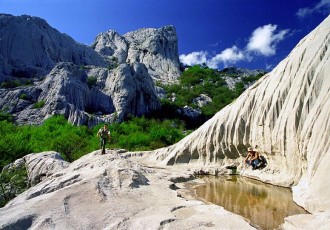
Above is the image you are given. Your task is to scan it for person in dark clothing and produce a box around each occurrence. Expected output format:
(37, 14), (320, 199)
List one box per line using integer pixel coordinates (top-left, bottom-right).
(97, 124), (111, 154)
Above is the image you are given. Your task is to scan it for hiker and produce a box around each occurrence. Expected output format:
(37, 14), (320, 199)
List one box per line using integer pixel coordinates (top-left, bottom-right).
(244, 147), (260, 170)
(97, 123), (111, 154)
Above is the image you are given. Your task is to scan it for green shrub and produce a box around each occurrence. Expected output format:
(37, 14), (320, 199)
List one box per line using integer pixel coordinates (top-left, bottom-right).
(0, 115), (188, 170)
(0, 165), (28, 207)
(87, 76), (97, 88)
(0, 110), (13, 122)
(19, 93), (28, 100)
(0, 80), (21, 89)
(32, 100), (45, 109)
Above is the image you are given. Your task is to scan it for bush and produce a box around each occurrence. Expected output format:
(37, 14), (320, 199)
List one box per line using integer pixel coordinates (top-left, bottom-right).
(0, 110), (13, 122)
(19, 93), (28, 100)
(0, 165), (28, 207)
(32, 100), (45, 109)
(0, 115), (188, 170)
(0, 80), (21, 89)
(87, 76), (97, 88)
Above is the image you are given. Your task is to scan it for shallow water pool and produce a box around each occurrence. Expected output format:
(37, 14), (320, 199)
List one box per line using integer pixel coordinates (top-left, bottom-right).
(193, 175), (308, 230)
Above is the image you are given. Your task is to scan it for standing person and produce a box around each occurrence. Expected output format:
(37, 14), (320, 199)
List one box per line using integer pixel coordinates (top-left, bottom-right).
(97, 123), (111, 155)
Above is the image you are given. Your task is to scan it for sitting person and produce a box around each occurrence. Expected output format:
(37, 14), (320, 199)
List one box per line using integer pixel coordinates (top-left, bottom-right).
(244, 147), (260, 170)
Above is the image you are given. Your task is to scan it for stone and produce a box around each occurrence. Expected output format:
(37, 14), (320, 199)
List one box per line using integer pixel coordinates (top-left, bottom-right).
(176, 105), (201, 118)
(192, 94), (212, 108)
(0, 15), (178, 125)
(0, 150), (254, 230)
(0, 62), (161, 125)
(23, 151), (70, 185)
(92, 30), (128, 63)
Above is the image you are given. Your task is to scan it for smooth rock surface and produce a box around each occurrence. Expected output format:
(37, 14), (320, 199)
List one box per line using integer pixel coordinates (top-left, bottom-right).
(0, 150), (254, 230)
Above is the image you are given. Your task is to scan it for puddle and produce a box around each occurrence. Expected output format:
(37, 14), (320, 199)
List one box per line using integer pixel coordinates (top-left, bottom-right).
(192, 175), (308, 230)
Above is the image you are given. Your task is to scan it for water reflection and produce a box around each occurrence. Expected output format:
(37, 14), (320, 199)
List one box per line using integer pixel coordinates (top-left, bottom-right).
(194, 176), (308, 230)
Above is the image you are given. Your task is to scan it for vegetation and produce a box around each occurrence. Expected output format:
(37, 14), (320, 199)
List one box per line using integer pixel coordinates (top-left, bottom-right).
(157, 65), (265, 127)
(87, 76), (97, 88)
(0, 110), (13, 123)
(32, 100), (45, 109)
(19, 93), (28, 100)
(0, 115), (187, 170)
(0, 165), (28, 207)
(1, 80), (22, 88)
(0, 79), (32, 89)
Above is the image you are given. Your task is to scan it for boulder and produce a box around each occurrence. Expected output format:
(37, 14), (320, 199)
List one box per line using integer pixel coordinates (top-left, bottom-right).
(23, 151), (70, 186)
(192, 94), (212, 108)
(176, 105), (201, 118)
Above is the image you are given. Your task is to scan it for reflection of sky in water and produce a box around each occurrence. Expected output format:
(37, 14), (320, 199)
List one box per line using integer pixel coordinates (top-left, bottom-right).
(194, 175), (308, 230)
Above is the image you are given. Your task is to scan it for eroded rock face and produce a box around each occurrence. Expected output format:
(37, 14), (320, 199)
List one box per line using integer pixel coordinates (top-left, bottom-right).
(0, 14), (177, 125)
(143, 15), (330, 215)
(23, 151), (70, 185)
(92, 25), (181, 83)
(0, 61), (160, 125)
(0, 14), (107, 79)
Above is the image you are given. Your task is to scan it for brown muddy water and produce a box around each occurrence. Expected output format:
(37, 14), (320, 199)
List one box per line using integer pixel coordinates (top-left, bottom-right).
(192, 175), (308, 230)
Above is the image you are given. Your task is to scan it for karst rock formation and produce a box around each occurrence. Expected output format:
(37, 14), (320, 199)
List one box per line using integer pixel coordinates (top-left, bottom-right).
(141, 15), (330, 216)
(0, 14), (181, 125)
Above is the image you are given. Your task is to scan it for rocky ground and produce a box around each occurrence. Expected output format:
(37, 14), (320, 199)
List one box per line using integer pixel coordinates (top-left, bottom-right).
(0, 150), (255, 230)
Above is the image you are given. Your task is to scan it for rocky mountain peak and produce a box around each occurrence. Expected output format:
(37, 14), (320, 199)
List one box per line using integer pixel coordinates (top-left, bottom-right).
(0, 15), (183, 125)
(0, 14), (107, 82)
(92, 25), (181, 83)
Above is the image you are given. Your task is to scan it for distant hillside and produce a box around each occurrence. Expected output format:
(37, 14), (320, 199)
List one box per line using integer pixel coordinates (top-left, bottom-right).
(154, 65), (266, 128)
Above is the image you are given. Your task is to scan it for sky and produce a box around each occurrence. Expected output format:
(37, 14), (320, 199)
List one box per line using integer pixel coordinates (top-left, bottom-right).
(1, 0), (329, 71)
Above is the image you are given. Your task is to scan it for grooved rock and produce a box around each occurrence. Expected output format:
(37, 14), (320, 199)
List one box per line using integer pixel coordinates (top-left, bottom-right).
(23, 151), (70, 185)
(92, 25), (181, 82)
(104, 63), (161, 121)
(139, 15), (330, 217)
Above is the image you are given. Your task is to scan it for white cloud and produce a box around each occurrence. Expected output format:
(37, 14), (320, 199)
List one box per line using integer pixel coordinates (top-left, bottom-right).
(179, 51), (208, 66)
(180, 24), (288, 69)
(296, 0), (330, 18)
(246, 24), (289, 56)
(207, 46), (245, 69)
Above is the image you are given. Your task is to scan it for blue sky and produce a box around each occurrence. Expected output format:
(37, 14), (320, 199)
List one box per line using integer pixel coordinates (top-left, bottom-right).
(1, 0), (329, 70)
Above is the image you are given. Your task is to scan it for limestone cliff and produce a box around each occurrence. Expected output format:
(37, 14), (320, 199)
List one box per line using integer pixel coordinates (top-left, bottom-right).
(0, 15), (181, 125)
(0, 14), (107, 80)
(0, 62), (160, 125)
(92, 25), (181, 83)
(142, 15), (330, 214)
